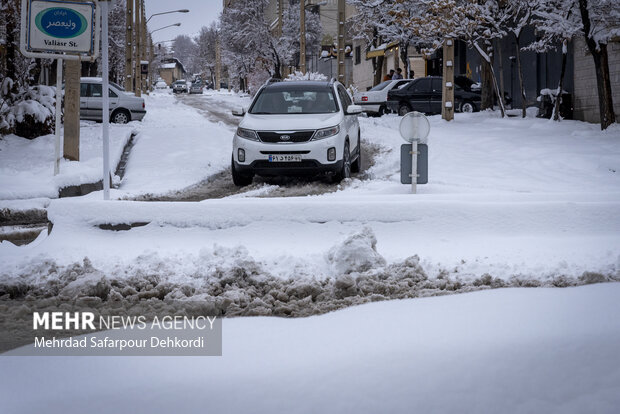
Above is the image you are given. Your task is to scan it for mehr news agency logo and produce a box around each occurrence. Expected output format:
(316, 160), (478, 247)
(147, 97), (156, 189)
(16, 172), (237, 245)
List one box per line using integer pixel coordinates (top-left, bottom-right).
(32, 312), (218, 352)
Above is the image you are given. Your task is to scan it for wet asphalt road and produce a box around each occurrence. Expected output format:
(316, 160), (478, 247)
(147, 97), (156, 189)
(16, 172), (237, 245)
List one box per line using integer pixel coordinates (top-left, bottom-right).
(136, 94), (381, 202)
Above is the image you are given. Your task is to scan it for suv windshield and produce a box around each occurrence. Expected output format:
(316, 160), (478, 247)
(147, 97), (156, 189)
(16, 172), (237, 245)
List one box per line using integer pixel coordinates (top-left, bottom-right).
(250, 85), (338, 114)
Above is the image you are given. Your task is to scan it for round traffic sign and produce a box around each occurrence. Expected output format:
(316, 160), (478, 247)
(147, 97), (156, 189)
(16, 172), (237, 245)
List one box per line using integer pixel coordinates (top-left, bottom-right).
(399, 111), (430, 143)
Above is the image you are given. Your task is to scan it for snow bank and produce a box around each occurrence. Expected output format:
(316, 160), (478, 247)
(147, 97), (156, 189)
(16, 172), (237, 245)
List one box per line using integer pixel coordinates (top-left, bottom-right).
(0, 126), (134, 200)
(2, 284), (620, 413)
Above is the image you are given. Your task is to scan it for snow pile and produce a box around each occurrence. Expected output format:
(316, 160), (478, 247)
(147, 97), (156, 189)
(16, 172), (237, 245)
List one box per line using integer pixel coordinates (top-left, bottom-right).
(285, 71), (328, 81)
(0, 126), (133, 199)
(3, 284), (620, 413)
(326, 226), (386, 275)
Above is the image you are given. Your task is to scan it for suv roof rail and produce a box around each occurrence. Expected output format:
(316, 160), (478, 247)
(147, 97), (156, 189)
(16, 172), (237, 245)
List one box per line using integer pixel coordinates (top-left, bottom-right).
(264, 77), (283, 86)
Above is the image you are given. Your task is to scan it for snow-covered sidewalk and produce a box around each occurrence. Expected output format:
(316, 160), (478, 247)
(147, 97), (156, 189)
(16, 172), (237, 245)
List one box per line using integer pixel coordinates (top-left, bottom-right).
(118, 92), (235, 196)
(0, 123), (134, 200)
(2, 284), (619, 413)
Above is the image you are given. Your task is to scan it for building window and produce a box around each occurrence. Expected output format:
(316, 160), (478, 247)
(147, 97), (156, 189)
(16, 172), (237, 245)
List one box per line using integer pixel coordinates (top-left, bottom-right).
(355, 46), (361, 65)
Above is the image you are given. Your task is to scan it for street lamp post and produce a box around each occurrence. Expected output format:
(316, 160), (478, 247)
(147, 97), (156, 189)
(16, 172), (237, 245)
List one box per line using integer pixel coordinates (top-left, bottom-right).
(150, 24), (181, 87)
(151, 23), (181, 34)
(146, 9), (188, 92)
(146, 9), (189, 24)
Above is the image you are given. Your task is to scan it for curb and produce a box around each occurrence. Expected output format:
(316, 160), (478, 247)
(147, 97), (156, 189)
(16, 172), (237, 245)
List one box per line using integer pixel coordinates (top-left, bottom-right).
(58, 132), (137, 198)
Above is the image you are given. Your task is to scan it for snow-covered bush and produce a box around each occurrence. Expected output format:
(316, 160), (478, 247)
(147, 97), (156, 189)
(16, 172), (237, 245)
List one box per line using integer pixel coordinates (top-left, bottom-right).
(285, 71), (327, 81)
(1, 79), (56, 139)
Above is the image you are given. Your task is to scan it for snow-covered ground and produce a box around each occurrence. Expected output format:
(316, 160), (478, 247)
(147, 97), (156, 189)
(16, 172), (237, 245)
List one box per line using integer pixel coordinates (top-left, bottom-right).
(1, 92), (619, 284)
(2, 284), (620, 413)
(0, 122), (134, 199)
(1, 91), (619, 411)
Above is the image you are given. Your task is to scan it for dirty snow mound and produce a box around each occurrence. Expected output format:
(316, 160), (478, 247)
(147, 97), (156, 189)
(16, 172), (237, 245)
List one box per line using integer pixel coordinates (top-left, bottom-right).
(326, 227), (386, 275)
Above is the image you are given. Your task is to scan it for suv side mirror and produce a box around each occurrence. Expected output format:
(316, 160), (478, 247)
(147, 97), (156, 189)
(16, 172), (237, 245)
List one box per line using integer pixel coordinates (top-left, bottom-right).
(231, 107), (246, 117)
(346, 104), (363, 115)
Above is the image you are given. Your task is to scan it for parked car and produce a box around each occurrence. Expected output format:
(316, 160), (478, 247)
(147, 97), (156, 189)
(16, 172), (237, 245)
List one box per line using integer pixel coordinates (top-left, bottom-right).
(172, 80), (188, 93)
(155, 80), (168, 89)
(231, 80), (363, 186)
(79, 77), (146, 124)
(386, 76), (482, 115)
(353, 79), (413, 116)
(189, 82), (203, 94)
(454, 75), (512, 106)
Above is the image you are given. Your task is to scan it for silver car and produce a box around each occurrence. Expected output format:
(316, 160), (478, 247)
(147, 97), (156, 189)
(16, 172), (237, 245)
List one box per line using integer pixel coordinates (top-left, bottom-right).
(353, 79), (413, 116)
(79, 77), (146, 124)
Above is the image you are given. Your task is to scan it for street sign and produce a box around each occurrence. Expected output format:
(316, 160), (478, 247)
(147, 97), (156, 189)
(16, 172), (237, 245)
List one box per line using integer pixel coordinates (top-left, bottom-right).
(400, 144), (428, 184)
(399, 111), (430, 192)
(399, 111), (430, 144)
(20, 0), (100, 60)
(28, 1), (95, 54)
(19, 0), (100, 177)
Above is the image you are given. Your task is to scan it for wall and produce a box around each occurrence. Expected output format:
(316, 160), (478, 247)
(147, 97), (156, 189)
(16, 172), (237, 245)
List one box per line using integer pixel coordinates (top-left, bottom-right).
(573, 36), (620, 124)
(351, 38), (374, 91)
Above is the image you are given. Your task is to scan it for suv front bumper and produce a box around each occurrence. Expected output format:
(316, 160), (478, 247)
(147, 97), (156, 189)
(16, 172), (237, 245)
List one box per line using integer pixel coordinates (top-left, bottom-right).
(234, 159), (343, 176)
(233, 135), (343, 176)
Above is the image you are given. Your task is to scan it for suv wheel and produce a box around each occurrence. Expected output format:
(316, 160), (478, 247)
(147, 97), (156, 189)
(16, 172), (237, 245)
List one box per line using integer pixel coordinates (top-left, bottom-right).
(111, 109), (130, 124)
(231, 156), (253, 186)
(333, 141), (351, 183)
(398, 103), (412, 116)
(351, 136), (361, 173)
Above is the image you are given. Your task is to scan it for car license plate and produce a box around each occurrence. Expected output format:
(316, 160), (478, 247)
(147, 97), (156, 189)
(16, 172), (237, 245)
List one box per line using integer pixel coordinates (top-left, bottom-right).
(268, 154), (302, 162)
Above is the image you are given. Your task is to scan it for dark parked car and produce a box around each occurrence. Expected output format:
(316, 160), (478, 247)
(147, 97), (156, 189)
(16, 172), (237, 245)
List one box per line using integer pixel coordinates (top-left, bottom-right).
(454, 75), (512, 107)
(387, 76), (482, 115)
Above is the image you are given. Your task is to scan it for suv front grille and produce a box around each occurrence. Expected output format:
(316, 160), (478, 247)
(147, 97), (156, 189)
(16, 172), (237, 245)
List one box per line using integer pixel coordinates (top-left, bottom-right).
(257, 130), (315, 143)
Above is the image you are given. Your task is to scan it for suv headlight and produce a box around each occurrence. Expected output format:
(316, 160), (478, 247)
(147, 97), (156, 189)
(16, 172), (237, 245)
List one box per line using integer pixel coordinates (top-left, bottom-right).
(312, 125), (340, 140)
(236, 127), (258, 141)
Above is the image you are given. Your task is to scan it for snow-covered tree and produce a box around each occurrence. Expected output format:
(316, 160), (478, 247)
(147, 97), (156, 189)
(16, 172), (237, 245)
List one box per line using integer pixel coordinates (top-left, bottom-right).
(505, 0), (543, 118)
(403, 0), (511, 116)
(220, 0), (320, 83)
(577, 0), (618, 129)
(281, 0), (322, 69)
(1, 0), (55, 137)
(349, 2), (387, 86)
(526, 0), (581, 120)
(172, 34), (198, 75)
(195, 23), (219, 85)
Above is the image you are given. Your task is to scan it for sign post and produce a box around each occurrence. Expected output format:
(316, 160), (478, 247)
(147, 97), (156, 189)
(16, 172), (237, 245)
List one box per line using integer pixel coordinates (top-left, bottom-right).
(399, 112), (430, 194)
(101, 0), (110, 200)
(20, 0), (99, 175)
(54, 58), (62, 175)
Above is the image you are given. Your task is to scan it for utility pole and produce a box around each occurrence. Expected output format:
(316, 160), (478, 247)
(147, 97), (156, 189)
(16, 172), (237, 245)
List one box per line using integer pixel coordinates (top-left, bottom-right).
(300, 0), (306, 74)
(148, 33), (154, 90)
(278, 0), (283, 36)
(64, 58), (80, 161)
(134, 0), (142, 97)
(215, 35), (221, 91)
(141, 1), (147, 93)
(337, 0), (345, 83)
(125, 0), (133, 91)
(441, 38), (455, 121)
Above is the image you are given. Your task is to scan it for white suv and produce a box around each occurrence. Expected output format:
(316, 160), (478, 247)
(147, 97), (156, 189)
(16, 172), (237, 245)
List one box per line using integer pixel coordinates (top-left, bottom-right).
(231, 80), (362, 186)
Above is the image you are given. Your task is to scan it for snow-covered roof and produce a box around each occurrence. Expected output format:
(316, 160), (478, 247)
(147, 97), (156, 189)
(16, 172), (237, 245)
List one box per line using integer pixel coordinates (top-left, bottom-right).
(160, 63), (177, 69)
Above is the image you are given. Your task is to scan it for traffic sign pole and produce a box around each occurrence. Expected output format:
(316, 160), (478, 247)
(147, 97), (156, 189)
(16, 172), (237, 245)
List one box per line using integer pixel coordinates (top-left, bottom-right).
(54, 58), (62, 176)
(101, 0), (110, 200)
(411, 140), (417, 193)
